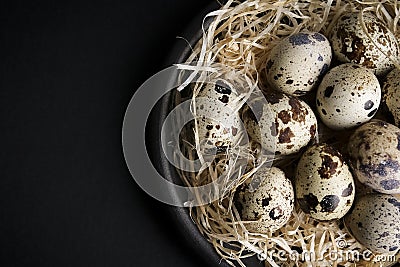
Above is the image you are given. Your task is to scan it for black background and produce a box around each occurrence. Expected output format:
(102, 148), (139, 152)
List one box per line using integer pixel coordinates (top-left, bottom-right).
(0, 1), (215, 266)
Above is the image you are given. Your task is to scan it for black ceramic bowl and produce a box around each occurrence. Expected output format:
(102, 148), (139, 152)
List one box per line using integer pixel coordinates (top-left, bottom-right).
(134, 3), (400, 267)
(144, 2), (261, 267)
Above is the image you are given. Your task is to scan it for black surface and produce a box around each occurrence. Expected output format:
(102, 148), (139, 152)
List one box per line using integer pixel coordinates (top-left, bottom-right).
(0, 1), (216, 266)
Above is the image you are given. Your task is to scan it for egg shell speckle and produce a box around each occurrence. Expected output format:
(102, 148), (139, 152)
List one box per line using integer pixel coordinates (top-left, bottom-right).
(195, 81), (244, 153)
(316, 63), (381, 130)
(295, 143), (355, 220)
(243, 91), (317, 155)
(344, 193), (400, 254)
(383, 68), (400, 126)
(329, 12), (399, 76)
(266, 31), (332, 96)
(235, 166), (294, 233)
(348, 120), (400, 194)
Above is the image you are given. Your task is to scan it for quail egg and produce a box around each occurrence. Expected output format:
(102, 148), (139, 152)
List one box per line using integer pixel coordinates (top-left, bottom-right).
(316, 63), (381, 130)
(329, 12), (399, 76)
(235, 166), (294, 233)
(383, 67), (400, 126)
(348, 120), (400, 194)
(344, 193), (400, 254)
(195, 81), (245, 154)
(295, 143), (355, 220)
(266, 31), (332, 96)
(243, 91), (317, 155)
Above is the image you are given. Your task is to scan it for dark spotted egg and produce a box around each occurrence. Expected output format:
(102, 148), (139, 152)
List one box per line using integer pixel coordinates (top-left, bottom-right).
(348, 120), (400, 194)
(243, 91), (317, 155)
(344, 193), (400, 254)
(383, 68), (400, 126)
(196, 81), (244, 154)
(329, 12), (399, 76)
(295, 143), (355, 220)
(235, 166), (294, 233)
(265, 31), (332, 96)
(316, 63), (381, 130)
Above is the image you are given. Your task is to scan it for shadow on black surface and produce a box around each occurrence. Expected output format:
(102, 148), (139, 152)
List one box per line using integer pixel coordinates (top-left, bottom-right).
(0, 1), (219, 267)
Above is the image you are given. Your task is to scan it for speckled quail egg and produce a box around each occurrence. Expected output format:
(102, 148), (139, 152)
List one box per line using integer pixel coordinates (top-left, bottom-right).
(265, 32), (332, 96)
(383, 68), (400, 126)
(329, 12), (399, 76)
(316, 63), (381, 130)
(344, 193), (400, 254)
(295, 143), (355, 220)
(235, 166), (294, 233)
(243, 91), (317, 155)
(195, 81), (245, 154)
(348, 120), (400, 194)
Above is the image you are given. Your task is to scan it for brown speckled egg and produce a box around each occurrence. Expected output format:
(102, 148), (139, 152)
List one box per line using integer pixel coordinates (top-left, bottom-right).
(195, 81), (245, 154)
(348, 120), (400, 194)
(316, 63), (381, 130)
(243, 91), (317, 155)
(295, 143), (355, 220)
(265, 32), (332, 96)
(344, 193), (400, 254)
(235, 166), (294, 233)
(383, 68), (400, 126)
(329, 12), (399, 76)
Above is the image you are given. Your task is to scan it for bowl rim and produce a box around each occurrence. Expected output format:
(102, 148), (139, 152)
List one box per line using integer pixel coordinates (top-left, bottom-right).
(157, 5), (234, 267)
(151, 2), (260, 266)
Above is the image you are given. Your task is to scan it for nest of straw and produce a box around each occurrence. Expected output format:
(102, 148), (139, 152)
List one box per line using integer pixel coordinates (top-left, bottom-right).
(174, 0), (400, 266)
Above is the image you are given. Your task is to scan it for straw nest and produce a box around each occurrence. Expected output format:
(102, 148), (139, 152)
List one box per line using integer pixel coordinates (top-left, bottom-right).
(174, 0), (400, 266)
